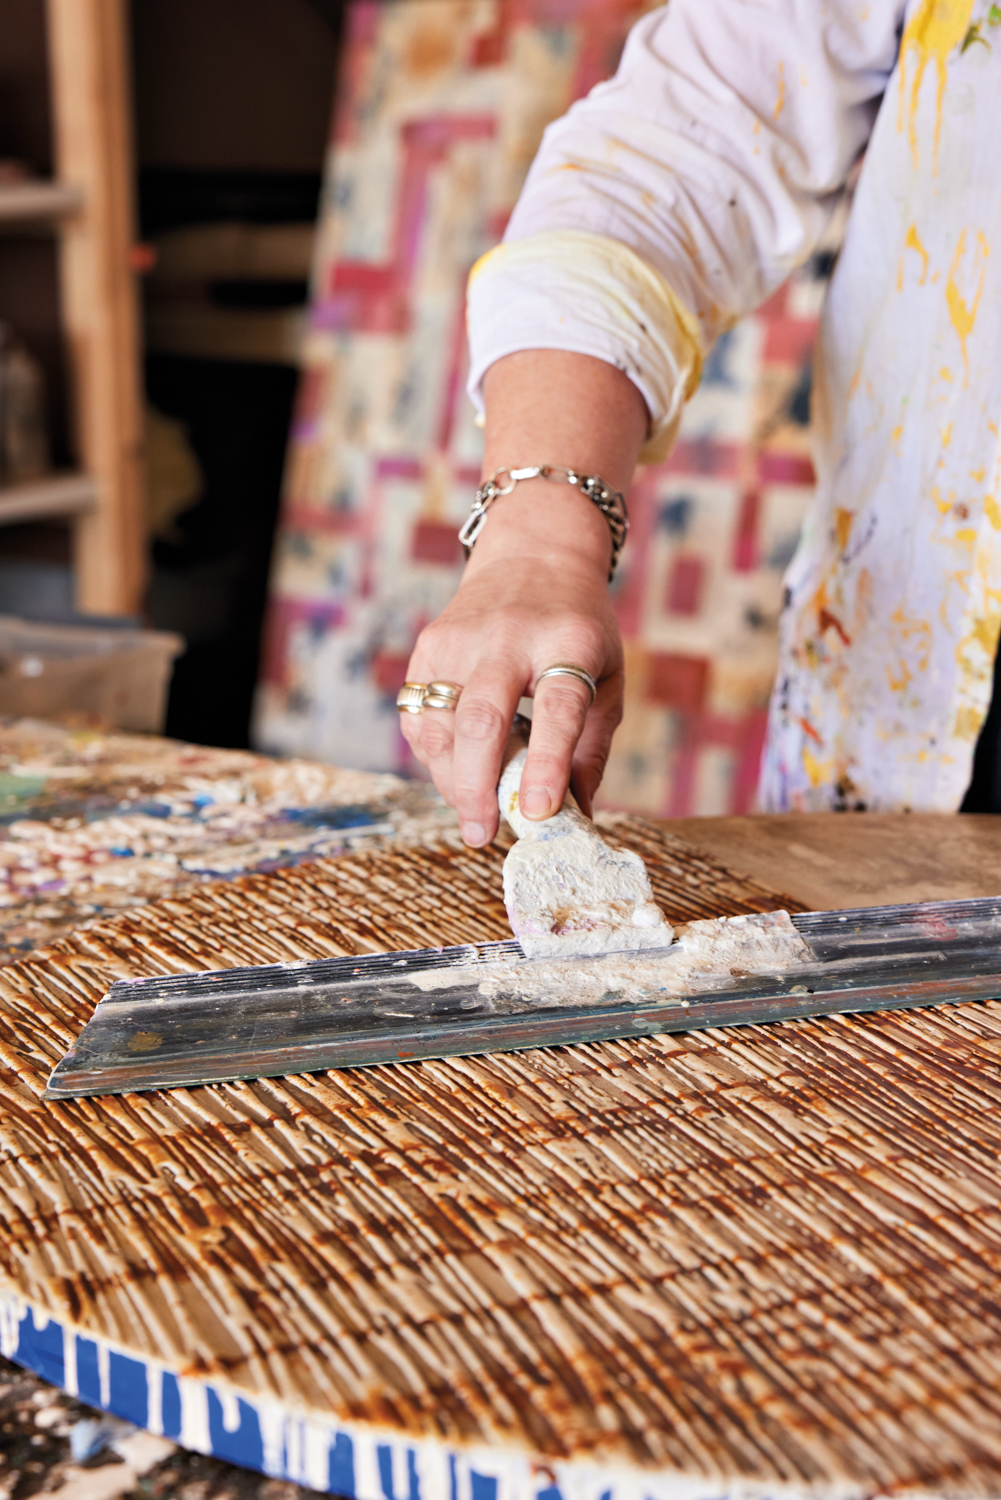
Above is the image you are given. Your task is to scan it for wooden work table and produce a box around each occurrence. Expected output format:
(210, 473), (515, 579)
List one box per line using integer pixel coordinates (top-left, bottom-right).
(667, 811), (1001, 911)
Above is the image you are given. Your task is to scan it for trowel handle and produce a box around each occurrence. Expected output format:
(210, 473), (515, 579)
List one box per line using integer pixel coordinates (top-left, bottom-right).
(498, 715), (583, 839)
(500, 713), (531, 771)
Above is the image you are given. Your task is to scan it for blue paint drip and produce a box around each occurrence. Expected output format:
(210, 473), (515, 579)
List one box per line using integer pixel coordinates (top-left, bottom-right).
(407, 1449), (421, 1500)
(15, 1308), (63, 1388)
(470, 1473), (498, 1500)
(378, 1443), (395, 1499)
(76, 1338), (102, 1407)
(207, 1388), (264, 1470)
(108, 1351), (148, 1427)
(161, 1371), (182, 1440)
(328, 1431), (355, 1498)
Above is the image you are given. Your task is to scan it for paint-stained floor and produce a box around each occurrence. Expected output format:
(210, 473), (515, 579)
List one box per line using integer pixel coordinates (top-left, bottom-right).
(0, 1357), (327, 1500)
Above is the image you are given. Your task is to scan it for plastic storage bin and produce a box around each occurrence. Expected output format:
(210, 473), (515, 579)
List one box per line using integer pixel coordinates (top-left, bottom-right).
(0, 616), (184, 733)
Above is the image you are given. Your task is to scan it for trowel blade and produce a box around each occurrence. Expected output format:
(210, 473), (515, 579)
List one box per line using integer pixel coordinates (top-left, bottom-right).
(44, 896), (1001, 1100)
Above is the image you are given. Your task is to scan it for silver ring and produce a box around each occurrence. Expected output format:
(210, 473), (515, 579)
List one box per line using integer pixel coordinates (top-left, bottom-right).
(534, 664), (598, 706)
(425, 680), (462, 711)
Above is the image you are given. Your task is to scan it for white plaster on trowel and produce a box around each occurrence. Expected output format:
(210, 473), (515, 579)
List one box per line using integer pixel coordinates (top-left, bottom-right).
(498, 749), (673, 958)
(410, 910), (812, 1006)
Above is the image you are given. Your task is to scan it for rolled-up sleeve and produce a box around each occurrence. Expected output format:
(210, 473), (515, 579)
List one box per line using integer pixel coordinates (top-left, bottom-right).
(467, 0), (905, 461)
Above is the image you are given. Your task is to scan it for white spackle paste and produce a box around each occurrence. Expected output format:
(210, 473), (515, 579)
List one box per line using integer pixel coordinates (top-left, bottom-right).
(498, 748), (673, 958)
(409, 909), (813, 1007)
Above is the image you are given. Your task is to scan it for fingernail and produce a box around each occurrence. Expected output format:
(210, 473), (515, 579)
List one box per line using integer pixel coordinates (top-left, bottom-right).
(521, 785), (552, 818)
(462, 821), (487, 846)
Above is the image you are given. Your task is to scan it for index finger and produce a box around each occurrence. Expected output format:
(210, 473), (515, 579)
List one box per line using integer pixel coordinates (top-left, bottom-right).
(519, 672), (593, 819)
(451, 660), (527, 845)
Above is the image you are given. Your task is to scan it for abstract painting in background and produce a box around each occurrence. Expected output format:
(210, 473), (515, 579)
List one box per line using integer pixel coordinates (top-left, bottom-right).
(255, 0), (834, 818)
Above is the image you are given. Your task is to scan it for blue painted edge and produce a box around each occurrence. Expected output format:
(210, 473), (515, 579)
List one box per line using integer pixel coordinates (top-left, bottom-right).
(0, 1298), (582, 1500)
(1, 1296), (746, 1500)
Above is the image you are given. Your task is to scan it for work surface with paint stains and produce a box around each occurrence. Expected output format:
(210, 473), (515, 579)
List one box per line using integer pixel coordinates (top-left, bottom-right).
(0, 719), (1001, 1496)
(0, 719), (453, 964)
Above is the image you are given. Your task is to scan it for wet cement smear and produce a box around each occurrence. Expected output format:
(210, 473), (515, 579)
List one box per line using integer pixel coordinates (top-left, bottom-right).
(410, 911), (811, 1007)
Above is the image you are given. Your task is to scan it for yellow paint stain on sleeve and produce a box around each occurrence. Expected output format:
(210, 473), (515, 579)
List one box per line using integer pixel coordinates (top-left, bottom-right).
(946, 228), (989, 385)
(801, 746), (833, 788)
(985, 494), (1001, 528)
(886, 658), (913, 692)
(942, 421), (953, 447)
(834, 508), (854, 552)
(940, 365), (955, 382)
(954, 703), (985, 740)
(898, 0), (975, 168)
(890, 605), (933, 671)
(904, 224), (930, 284)
(966, 612), (1001, 654)
(891, 423), (904, 452)
(773, 61), (786, 120)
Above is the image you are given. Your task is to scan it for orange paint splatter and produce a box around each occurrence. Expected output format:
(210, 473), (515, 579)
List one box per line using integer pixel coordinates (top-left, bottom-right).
(773, 61), (786, 120)
(834, 508), (854, 552)
(819, 607), (852, 646)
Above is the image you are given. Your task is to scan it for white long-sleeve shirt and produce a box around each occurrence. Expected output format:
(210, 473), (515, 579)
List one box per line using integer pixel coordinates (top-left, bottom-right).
(467, 0), (1001, 812)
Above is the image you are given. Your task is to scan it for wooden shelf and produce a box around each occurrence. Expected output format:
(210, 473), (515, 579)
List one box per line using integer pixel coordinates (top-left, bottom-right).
(0, 473), (97, 526)
(0, 180), (84, 227)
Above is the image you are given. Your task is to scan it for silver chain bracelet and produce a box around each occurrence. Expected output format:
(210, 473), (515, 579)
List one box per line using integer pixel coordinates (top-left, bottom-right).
(458, 464), (629, 582)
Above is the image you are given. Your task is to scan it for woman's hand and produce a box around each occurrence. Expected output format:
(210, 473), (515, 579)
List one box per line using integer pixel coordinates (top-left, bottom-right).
(401, 493), (624, 845)
(400, 348), (648, 846)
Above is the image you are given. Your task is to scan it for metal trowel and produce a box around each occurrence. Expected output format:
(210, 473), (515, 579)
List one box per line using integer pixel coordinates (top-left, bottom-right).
(44, 732), (1001, 1100)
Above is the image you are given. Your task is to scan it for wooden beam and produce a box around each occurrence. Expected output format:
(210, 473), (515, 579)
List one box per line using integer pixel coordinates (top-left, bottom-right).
(45, 0), (145, 616)
(0, 181), (84, 227)
(0, 473), (97, 525)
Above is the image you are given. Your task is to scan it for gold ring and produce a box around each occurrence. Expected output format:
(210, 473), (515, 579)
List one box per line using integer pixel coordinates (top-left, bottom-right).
(534, 663), (598, 706)
(396, 680), (464, 714)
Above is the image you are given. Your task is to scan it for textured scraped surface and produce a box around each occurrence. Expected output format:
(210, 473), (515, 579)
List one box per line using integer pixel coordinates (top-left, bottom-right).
(3, 822), (1001, 1492)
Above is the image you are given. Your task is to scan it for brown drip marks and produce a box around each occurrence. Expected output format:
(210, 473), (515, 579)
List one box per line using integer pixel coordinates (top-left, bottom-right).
(2, 822), (1001, 1491)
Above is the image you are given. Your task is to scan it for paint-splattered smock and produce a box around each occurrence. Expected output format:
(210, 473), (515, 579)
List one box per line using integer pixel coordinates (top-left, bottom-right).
(467, 0), (1001, 812)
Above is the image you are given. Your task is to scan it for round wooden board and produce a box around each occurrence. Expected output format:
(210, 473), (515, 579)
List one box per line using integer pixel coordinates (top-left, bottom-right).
(2, 819), (1001, 1499)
